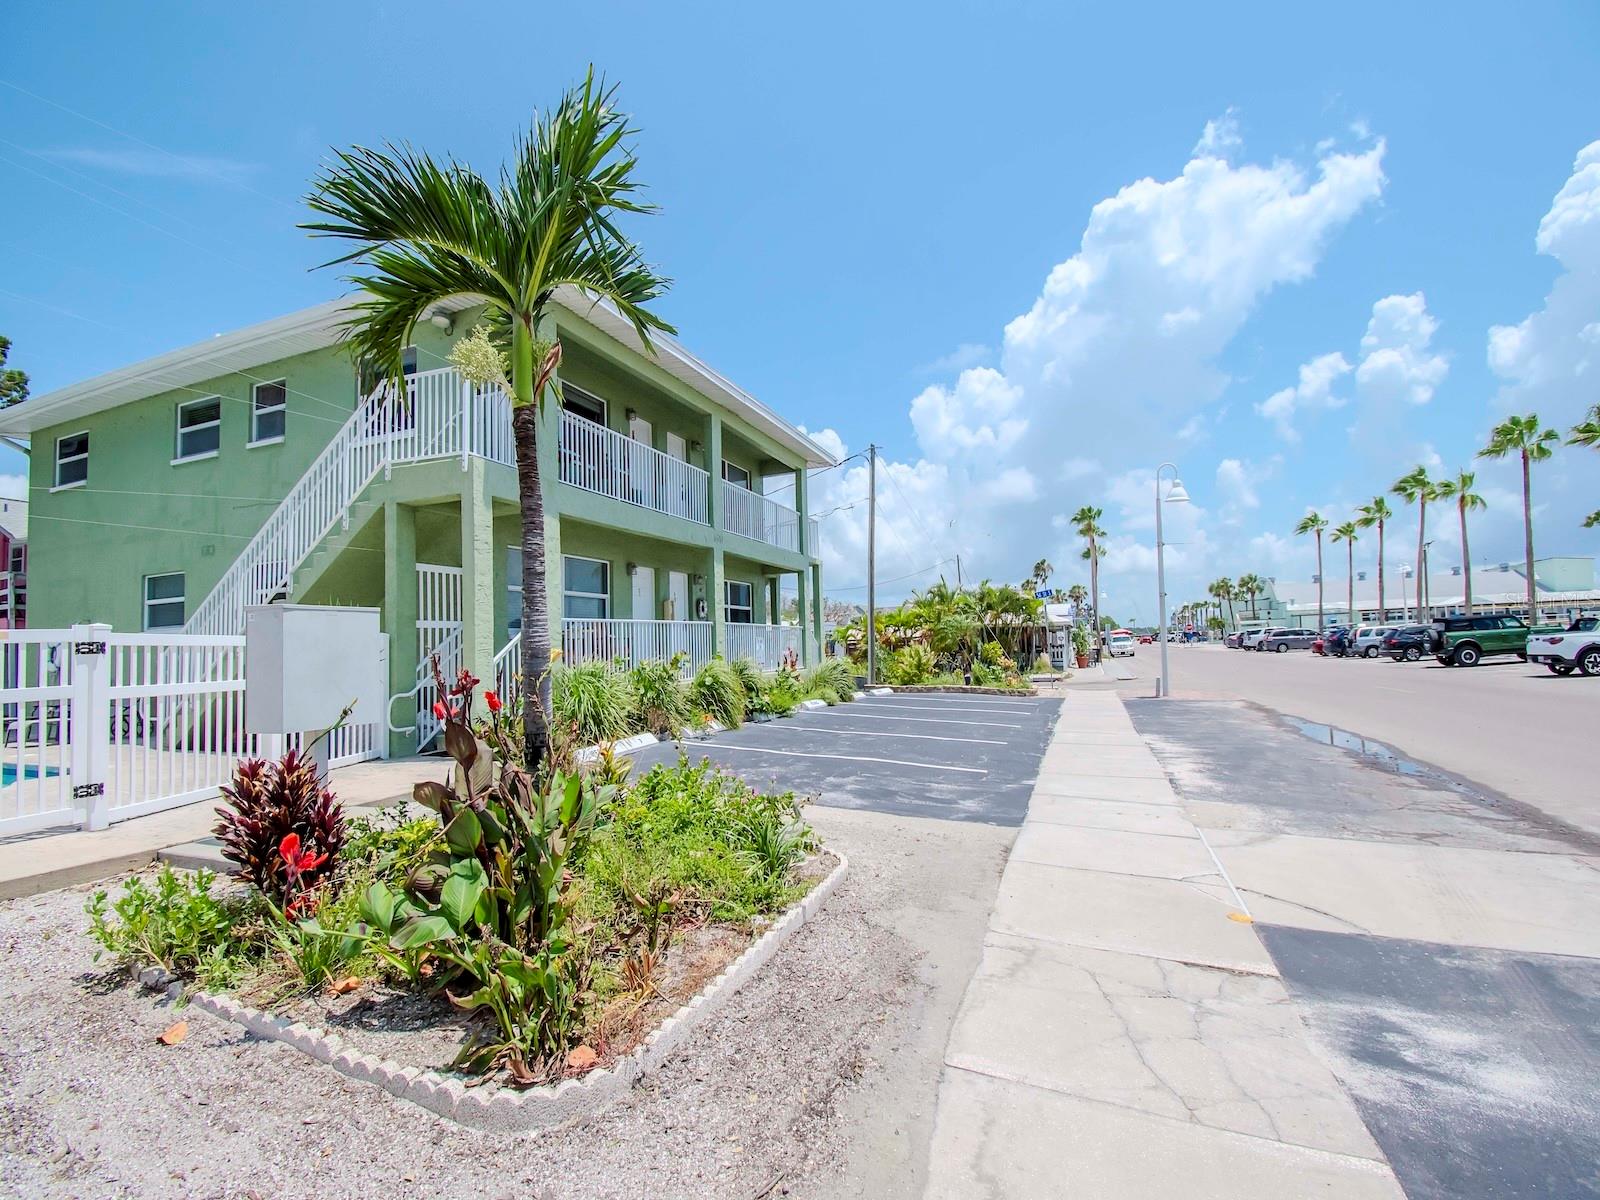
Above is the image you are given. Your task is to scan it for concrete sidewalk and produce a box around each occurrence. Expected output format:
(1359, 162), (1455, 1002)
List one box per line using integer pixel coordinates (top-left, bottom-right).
(921, 691), (1404, 1198)
(0, 756), (441, 899)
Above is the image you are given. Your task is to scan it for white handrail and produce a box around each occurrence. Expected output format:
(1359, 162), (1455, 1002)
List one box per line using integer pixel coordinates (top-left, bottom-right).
(186, 367), (513, 638)
(722, 482), (801, 553)
(561, 618), (711, 676)
(725, 622), (805, 671)
(558, 409), (710, 525)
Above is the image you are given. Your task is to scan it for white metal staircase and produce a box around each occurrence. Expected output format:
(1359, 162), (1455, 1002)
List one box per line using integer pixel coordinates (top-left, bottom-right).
(185, 367), (513, 637)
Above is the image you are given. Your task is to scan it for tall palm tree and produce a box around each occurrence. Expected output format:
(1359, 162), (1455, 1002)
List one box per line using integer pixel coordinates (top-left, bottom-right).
(1478, 413), (1560, 622)
(1355, 496), (1393, 620)
(1433, 470), (1486, 615)
(1293, 511), (1330, 633)
(1237, 573), (1263, 620)
(1391, 467), (1437, 620)
(1210, 577), (1235, 629)
(304, 72), (673, 769)
(1569, 404), (1600, 528)
(1071, 506), (1105, 643)
(1029, 559), (1054, 594)
(1331, 522), (1359, 624)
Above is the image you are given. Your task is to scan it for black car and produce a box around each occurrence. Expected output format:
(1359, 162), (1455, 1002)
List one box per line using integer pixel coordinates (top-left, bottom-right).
(1322, 627), (1353, 657)
(1383, 625), (1433, 661)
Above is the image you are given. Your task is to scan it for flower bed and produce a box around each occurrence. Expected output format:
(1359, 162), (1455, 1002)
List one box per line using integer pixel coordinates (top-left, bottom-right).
(86, 665), (839, 1115)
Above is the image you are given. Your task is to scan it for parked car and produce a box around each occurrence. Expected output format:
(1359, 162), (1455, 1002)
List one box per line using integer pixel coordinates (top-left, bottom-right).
(1322, 627), (1353, 657)
(1106, 633), (1137, 658)
(1240, 628), (1272, 650)
(1258, 628), (1317, 652)
(1383, 625), (1433, 662)
(1351, 626), (1395, 658)
(1138, 634), (1154, 645)
(1224, 631), (1244, 648)
(1525, 616), (1600, 676)
(1430, 614), (1559, 667)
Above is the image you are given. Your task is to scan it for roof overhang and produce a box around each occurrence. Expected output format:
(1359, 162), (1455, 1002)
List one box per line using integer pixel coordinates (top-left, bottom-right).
(0, 290), (838, 468)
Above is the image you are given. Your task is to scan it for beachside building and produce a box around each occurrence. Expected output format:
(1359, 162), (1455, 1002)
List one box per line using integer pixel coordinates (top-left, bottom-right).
(0, 497), (26, 629)
(0, 292), (832, 756)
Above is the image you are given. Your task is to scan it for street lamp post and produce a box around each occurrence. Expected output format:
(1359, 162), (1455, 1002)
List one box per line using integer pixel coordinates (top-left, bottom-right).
(1400, 564), (1412, 621)
(1155, 463), (1190, 698)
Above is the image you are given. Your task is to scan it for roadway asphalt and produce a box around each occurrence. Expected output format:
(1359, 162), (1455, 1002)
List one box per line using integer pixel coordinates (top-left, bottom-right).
(1112, 641), (1600, 837)
(1128, 693), (1600, 1200)
(626, 691), (1061, 826)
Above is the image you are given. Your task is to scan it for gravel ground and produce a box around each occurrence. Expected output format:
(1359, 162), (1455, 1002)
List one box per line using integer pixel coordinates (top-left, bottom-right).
(0, 807), (1012, 1200)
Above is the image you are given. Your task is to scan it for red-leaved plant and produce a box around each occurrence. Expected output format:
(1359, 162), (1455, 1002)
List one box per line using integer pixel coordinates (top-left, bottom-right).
(214, 749), (345, 913)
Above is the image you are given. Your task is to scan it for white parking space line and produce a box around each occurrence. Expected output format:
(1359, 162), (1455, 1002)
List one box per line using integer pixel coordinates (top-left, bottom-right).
(857, 702), (1035, 716)
(693, 743), (987, 774)
(804, 710), (1023, 730)
(766, 724), (1009, 746)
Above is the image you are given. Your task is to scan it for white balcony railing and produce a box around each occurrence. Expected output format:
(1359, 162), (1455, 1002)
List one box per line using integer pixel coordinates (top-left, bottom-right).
(722, 483), (801, 553)
(725, 623), (805, 671)
(561, 619), (712, 676)
(559, 410), (710, 525)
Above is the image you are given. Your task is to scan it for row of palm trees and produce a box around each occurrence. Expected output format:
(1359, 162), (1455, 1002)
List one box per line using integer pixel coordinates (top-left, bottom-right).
(1284, 409), (1600, 630)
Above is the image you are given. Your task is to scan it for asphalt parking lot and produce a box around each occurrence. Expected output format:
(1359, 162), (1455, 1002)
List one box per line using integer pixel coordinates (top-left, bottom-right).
(1129, 696), (1600, 1200)
(627, 691), (1061, 826)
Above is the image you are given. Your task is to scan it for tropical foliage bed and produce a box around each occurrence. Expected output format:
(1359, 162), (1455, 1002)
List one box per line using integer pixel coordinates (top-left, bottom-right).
(87, 666), (829, 1086)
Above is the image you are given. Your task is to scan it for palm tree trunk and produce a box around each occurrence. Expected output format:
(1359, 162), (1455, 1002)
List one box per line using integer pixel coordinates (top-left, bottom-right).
(1346, 543), (1354, 625)
(511, 318), (552, 771)
(1521, 450), (1535, 621)
(1459, 500), (1472, 616)
(1377, 522), (1386, 621)
(1089, 540), (1099, 647)
(1315, 531), (1324, 632)
(1416, 500), (1427, 621)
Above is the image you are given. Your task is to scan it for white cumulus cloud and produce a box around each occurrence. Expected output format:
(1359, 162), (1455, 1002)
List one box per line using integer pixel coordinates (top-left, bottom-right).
(1356, 292), (1449, 407)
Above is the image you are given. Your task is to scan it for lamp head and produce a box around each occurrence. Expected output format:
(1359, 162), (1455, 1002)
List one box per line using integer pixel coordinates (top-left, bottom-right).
(1164, 478), (1191, 504)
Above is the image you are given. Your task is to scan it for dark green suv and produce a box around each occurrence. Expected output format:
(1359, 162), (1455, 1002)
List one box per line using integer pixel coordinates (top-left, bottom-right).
(1431, 614), (1557, 666)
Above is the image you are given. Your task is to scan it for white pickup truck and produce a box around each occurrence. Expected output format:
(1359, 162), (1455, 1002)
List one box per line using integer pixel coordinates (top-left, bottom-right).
(1527, 616), (1600, 676)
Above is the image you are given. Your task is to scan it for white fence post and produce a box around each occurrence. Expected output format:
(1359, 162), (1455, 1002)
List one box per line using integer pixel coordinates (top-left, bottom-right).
(70, 623), (112, 830)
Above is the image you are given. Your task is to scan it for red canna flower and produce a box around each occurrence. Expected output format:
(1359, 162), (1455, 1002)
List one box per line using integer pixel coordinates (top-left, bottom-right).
(279, 832), (328, 874)
(484, 690), (502, 713)
(433, 700), (449, 720)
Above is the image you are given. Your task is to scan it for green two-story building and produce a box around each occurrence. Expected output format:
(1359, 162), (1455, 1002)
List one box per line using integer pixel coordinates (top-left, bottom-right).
(0, 290), (832, 755)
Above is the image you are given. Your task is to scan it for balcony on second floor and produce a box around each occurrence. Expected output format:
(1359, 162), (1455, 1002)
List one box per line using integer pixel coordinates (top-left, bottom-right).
(558, 408), (710, 526)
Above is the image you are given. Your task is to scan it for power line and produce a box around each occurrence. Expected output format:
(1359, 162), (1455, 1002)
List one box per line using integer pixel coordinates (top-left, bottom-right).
(830, 556), (958, 591)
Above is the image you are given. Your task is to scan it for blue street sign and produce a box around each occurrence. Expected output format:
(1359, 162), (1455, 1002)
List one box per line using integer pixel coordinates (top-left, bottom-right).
(1034, 588), (1055, 599)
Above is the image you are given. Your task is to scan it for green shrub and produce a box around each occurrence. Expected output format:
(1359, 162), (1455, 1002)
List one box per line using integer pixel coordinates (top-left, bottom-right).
(86, 866), (263, 979)
(729, 657), (765, 703)
(552, 660), (637, 744)
(576, 756), (810, 936)
(1032, 653), (1054, 673)
(886, 643), (936, 685)
(977, 640), (1006, 667)
(803, 657), (856, 703)
(630, 656), (693, 736)
(691, 657), (746, 727)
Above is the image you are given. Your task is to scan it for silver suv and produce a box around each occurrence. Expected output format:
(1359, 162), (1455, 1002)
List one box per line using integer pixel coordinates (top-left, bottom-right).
(1351, 626), (1395, 658)
(1258, 627), (1317, 652)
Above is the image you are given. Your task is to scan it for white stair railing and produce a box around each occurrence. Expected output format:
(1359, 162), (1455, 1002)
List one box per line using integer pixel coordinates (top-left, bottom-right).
(186, 367), (513, 638)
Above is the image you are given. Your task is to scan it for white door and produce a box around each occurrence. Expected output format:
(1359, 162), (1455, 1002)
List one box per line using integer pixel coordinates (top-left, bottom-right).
(668, 570), (689, 622)
(632, 566), (656, 622)
(627, 416), (654, 506)
(664, 433), (688, 515)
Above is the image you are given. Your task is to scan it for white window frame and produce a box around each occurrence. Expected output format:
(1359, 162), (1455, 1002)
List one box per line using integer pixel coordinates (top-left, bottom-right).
(174, 396), (222, 463)
(725, 579), (754, 624)
(722, 461), (752, 490)
(53, 431), (89, 491)
(249, 379), (287, 446)
(142, 572), (186, 631)
(562, 554), (610, 620)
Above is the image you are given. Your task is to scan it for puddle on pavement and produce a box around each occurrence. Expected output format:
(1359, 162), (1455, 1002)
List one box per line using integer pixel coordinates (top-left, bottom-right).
(1284, 718), (1437, 780)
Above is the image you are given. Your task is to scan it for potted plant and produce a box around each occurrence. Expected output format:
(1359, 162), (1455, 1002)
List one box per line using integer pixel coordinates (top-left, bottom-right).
(1072, 624), (1091, 669)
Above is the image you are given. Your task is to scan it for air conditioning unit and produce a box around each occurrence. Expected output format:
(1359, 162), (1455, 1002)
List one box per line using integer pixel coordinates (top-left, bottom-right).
(1311, 574), (1321, 583)
(1451, 566), (1461, 576)
(1357, 571), (1367, 582)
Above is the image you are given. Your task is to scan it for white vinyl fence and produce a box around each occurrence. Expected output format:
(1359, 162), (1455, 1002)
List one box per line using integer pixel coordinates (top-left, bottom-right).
(0, 625), (384, 837)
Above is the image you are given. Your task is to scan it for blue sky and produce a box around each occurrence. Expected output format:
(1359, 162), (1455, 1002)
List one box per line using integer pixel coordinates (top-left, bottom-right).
(5, 2), (1599, 616)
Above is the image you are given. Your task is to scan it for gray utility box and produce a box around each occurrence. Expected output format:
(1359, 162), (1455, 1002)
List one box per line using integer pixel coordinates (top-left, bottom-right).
(244, 604), (388, 737)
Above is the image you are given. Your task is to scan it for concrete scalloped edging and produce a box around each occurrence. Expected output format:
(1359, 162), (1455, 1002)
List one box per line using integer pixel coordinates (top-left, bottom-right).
(186, 850), (849, 1132)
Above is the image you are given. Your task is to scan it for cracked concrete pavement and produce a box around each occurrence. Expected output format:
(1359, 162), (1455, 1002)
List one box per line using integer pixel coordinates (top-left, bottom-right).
(922, 690), (1407, 1199)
